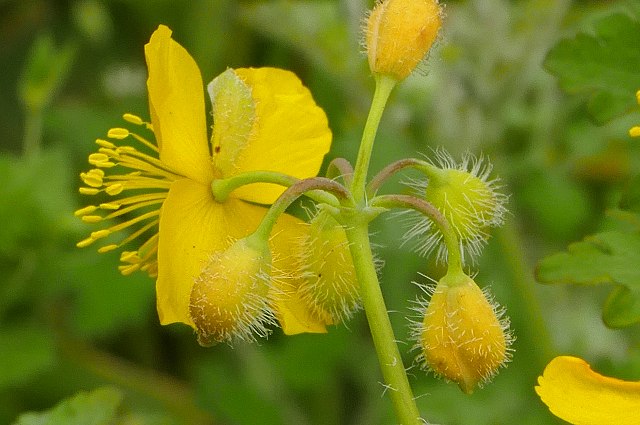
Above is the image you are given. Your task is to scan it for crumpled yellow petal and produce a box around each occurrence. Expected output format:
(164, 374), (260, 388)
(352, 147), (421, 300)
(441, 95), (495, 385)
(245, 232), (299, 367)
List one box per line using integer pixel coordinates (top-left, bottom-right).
(156, 178), (265, 326)
(210, 67), (332, 205)
(269, 213), (330, 335)
(145, 25), (213, 185)
(535, 356), (640, 425)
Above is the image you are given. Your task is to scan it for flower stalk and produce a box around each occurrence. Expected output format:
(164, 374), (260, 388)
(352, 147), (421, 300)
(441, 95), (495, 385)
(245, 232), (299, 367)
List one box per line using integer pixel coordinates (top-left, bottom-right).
(344, 221), (423, 425)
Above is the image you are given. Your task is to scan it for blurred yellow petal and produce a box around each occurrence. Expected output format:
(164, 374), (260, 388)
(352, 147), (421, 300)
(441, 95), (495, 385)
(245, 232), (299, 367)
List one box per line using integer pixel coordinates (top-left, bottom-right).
(145, 25), (213, 184)
(156, 178), (265, 326)
(213, 67), (331, 204)
(536, 356), (640, 425)
(270, 213), (330, 334)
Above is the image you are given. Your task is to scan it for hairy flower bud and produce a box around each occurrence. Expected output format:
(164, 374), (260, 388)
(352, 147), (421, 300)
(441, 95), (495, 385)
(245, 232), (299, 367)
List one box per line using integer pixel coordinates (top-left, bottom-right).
(189, 237), (275, 346)
(365, 0), (442, 80)
(413, 272), (512, 393)
(295, 210), (361, 324)
(403, 151), (507, 262)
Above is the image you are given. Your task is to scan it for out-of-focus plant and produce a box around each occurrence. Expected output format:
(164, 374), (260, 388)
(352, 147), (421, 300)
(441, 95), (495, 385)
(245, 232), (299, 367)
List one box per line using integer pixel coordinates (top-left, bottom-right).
(534, 6), (640, 425)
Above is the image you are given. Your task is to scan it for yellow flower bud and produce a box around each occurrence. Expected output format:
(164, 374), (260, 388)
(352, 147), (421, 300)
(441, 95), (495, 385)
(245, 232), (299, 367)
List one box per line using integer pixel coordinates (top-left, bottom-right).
(366, 0), (442, 80)
(189, 237), (274, 346)
(295, 210), (361, 324)
(414, 272), (512, 393)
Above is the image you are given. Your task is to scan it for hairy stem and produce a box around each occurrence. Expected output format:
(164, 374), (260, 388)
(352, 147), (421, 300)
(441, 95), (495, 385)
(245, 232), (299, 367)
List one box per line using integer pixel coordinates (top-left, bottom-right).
(344, 221), (422, 425)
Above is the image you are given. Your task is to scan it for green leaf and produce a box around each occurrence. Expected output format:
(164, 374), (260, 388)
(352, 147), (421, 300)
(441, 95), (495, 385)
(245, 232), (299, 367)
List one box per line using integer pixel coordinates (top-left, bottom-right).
(13, 387), (123, 425)
(536, 231), (640, 327)
(544, 13), (640, 123)
(603, 285), (640, 328)
(18, 34), (76, 112)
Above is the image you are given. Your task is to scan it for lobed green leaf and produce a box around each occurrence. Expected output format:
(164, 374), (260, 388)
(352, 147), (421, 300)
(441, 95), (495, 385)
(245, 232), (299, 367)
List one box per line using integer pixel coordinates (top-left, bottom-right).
(544, 13), (640, 123)
(536, 230), (640, 327)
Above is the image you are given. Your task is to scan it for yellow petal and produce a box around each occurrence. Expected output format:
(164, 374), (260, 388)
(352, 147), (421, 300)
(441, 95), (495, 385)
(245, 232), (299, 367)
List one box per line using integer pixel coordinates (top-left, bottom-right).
(210, 67), (332, 205)
(156, 178), (265, 326)
(535, 356), (640, 425)
(270, 213), (330, 334)
(145, 25), (214, 184)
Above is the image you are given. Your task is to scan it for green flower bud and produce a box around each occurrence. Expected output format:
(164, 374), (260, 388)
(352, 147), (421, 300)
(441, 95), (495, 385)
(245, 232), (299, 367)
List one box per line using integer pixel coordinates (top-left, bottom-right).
(404, 150), (507, 262)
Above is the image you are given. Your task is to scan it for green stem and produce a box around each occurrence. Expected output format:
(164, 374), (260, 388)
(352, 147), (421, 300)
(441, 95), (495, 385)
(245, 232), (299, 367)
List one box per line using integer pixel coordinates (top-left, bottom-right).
(211, 170), (340, 207)
(344, 221), (422, 425)
(371, 194), (463, 274)
(351, 74), (396, 204)
(252, 177), (352, 242)
(496, 221), (554, 366)
(23, 108), (43, 157)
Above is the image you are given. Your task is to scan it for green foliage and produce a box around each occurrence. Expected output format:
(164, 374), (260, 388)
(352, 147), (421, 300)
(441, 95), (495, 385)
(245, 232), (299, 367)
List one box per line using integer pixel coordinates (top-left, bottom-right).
(13, 387), (175, 425)
(13, 387), (124, 425)
(544, 12), (640, 123)
(536, 230), (640, 327)
(18, 34), (76, 112)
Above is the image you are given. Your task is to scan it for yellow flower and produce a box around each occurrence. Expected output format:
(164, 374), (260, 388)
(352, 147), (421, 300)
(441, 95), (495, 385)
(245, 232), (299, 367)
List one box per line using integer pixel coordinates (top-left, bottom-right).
(630, 90), (640, 138)
(75, 25), (332, 335)
(536, 356), (640, 425)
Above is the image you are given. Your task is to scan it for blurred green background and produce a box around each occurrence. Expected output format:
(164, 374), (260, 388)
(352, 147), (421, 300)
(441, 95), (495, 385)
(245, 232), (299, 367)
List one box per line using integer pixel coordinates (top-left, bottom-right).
(2, 0), (640, 424)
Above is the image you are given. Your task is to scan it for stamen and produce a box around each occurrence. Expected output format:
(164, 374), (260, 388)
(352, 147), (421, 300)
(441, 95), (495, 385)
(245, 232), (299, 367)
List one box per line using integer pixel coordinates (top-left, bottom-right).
(88, 153), (110, 165)
(123, 113), (144, 126)
(119, 264), (141, 275)
(95, 138), (116, 149)
(81, 215), (103, 223)
(79, 187), (100, 195)
(74, 205), (98, 216)
(91, 229), (111, 239)
(108, 128), (129, 139)
(103, 199), (163, 220)
(129, 132), (159, 153)
(115, 219), (159, 248)
(106, 210), (160, 234)
(98, 244), (119, 253)
(100, 202), (120, 210)
(77, 237), (95, 248)
(106, 183), (124, 195)
(120, 251), (141, 263)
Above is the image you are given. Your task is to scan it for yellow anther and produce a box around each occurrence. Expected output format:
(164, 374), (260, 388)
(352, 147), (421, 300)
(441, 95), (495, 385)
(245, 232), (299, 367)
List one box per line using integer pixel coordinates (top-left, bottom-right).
(119, 264), (140, 276)
(120, 251), (141, 263)
(95, 138), (116, 149)
(97, 161), (116, 168)
(74, 205), (98, 216)
(79, 187), (100, 195)
(123, 113), (144, 126)
(630, 126), (640, 138)
(98, 147), (118, 156)
(100, 202), (120, 210)
(117, 146), (136, 154)
(76, 237), (96, 248)
(108, 128), (130, 139)
(82, 215), (103, 223)
(98, 244), (119, 253)
(91, 229), (111, 239)
(81, 173), (103, 188)
(87, 168), (105, 177)
(106, 183), (124, 195)
(88, 153), (110, 165)
(636, 89), (640, 104)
